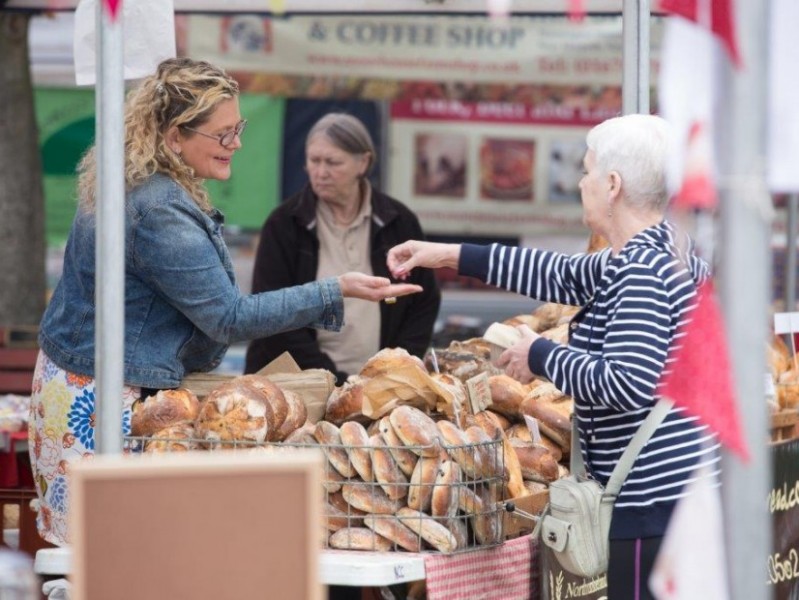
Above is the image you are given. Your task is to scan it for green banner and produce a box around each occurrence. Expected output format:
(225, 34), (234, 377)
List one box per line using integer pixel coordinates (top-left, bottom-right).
(34, 88), (284, 245)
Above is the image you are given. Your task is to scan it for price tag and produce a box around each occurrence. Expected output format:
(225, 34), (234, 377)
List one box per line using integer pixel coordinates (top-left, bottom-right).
(466, 372), (492, 414)
(523, 414), (542, 444)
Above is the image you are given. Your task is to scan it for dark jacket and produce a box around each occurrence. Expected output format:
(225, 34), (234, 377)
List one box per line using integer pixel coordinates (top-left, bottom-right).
(244, 184), (441, 382)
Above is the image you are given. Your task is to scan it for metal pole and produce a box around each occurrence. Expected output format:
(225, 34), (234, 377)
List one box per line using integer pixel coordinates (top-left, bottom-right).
(716, 1), (772, 598)
(622, 0), (650, 115)
(785, 194), (798, 312)
(94, 2), (125, 455)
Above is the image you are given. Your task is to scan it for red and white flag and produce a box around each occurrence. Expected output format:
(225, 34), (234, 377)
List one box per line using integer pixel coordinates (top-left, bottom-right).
(649, 467), (730, 599)
(658, 280), (749, 460)
(658, 0), (739, 211)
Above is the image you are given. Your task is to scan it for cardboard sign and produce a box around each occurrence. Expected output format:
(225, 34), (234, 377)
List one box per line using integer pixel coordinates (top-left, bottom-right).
(466, 372), (492, 414)
(523, 414), (542, 444)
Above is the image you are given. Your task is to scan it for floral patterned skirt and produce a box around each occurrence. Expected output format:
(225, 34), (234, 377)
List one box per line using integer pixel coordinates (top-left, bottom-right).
(27, 350), (139, 546)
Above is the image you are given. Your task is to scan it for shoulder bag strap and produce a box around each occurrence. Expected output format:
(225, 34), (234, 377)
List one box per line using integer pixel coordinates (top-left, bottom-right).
(604, 398), (674, 497)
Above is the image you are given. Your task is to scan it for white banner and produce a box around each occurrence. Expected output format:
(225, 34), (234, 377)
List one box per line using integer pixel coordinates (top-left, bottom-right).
(187, 14), (662, 85)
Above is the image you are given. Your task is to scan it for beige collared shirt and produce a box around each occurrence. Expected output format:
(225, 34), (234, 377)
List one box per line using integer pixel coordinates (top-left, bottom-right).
(315, 186), (380, 375)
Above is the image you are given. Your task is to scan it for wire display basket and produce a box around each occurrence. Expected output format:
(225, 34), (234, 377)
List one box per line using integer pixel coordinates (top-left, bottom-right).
(124, 427), (506, 555)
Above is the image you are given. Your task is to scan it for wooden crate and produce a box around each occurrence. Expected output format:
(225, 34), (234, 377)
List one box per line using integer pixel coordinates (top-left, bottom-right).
(0, 327), (38, 395)
(770, 409), (799, 443)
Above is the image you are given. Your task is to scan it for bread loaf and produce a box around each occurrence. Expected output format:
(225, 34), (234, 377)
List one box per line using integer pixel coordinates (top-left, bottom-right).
(519, 383), (572, 453)
(325, 376), (368, 425)
(329, 527), (393, 552)
(273, 389), (307, 442)
(143, 423), (197, 453)
(447, 516), (470, 550)
(131, 388), (200, 437)
(323, 462), (345, 494)
(510, 439), (559, 483)
(396, 508), (458, 553)
(470, 484), (502, 545)
(474, 412), (525, 498)
(194, 381), (269, 447)
(328, 491), (366, 527)
(431, 459), (461, 519)
(436, 420), (481, 480)
(378, 416), (418, 476)
(340, 421), (374, 482)
(407, 452), (443, 512)
(464, 425), (500, 480)
(505, 424), (564, 462)
(455, 484), (484, 515)
(370, 434), (409, 500)
(283, 422), (316, 445)
(487, 375), (527, 419)
(342, 483), (404, 515)
(313, 421), (358, 478)
(364, 514), (422, 552)
(389, 406), (441, 457)
(235, 374), (288, 439)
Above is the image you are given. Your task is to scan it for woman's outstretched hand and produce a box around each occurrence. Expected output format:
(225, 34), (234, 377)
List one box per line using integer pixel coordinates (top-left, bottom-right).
(496, 325), (539, 384)
(386, 241), (461, 281)
(338, 272), (422, 302)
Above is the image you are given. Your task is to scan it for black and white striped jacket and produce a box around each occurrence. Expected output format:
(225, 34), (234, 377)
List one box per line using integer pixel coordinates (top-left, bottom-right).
(459, 221), (721, 539)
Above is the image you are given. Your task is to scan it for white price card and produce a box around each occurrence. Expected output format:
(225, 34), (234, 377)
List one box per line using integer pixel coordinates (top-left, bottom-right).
(523, 415), (542, 444)
(774, 312), (799, 334)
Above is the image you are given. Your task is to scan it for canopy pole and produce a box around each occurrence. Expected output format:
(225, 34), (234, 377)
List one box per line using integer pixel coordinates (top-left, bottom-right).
(717, 0), (773, 597)
(622, 0), (650, 115)
(785, 194), (798, 313)
(94, 1), (125, 455)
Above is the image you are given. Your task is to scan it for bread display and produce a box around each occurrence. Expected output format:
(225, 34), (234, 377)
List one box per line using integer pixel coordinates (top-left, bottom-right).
(510, 439), (560, 483)
(314, 421), (358, 478)
(487, 375), (528, 419)
(131, 388), (200, 437)
(407, 452), (443, 512)
(273, 389), (307, 442)
(378, 416), (418, 476)
(341, 483), (404, 515)
(431, 459), (461, 518)
(235, 374), (288, 439)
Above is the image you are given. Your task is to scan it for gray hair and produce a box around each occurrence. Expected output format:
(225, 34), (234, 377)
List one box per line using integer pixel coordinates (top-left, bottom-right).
(586, 114), (672, 212)
(306, 113), (376, 176)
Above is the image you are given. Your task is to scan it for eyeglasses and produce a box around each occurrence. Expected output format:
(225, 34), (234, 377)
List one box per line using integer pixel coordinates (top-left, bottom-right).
(183, 119), (247, 148)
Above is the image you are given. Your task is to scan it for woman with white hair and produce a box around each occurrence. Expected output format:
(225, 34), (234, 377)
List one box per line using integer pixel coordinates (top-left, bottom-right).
(386, 114), (720, 598)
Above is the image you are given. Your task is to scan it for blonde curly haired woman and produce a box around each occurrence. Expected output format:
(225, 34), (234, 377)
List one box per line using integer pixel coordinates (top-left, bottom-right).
(30, 58), (420, 545)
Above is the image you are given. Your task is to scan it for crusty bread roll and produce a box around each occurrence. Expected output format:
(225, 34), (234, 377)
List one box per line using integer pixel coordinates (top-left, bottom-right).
(340, 421), (374, 482)
(389, 406), (441, 457)
(428, 372), (469, 422)
(194, 381), (269, 447)
(487, 375), (527, 419)
(470, 484), (502, 546)
(436, 420), (481, 479)
(235, 374), (288, 439)
(505, 424), (564, 462)
(431, 459), (461, 519)
(519, 383), (572, 453)
(360, 347), (427, 378)
(474, 412), (525, 498)
(396, 507), (457, 553)
(143, 423), (197, 453)
(370, 434), (409, 500)
(313, 421), (358, 478)
(283, 422), (316, 445)
(329, 527), (393, 552)
(364, 514), (422, 552)
(325, 502), (352, 532)
(273, 389), (307, 442)
(379, 416), (418, 476)
(510, 439), (559, 483)
(329, 490), (366, 519)
(325, 375), (368, 425)
(464, 425), (500, 480)
(131, 388), (200, 437)
(323, 462), (345, 494)
(456, 484), (484, 515)
(342, 483), (404, 515)
(502, 314), (542, 333)
(407, 452), (443, 512)
(447, 516), (470, 550)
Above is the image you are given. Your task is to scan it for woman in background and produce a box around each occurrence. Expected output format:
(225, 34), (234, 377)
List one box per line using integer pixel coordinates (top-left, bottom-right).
(245, 113), (440, 383)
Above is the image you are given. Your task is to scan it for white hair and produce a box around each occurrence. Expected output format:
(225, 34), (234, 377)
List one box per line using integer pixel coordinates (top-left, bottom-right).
(586, 114), (672, 212)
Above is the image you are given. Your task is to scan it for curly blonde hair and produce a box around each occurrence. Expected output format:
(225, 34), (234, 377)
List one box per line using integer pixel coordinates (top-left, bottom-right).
(77, 58), (240, 213)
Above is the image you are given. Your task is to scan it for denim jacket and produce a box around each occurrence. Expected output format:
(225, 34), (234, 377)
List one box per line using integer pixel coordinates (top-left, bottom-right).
(39, 173), (344, 389)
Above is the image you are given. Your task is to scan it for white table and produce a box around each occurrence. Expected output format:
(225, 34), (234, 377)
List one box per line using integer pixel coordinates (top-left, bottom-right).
(320, 550), (425, 586)
(36, 547), (427, 587)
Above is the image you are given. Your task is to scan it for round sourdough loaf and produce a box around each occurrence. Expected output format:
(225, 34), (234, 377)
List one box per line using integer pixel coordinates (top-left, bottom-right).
(194, 381), (269, 446)
(131, 388), (200, 437)
(143, 423), (197, 453)
(273, 389), (307, 442)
